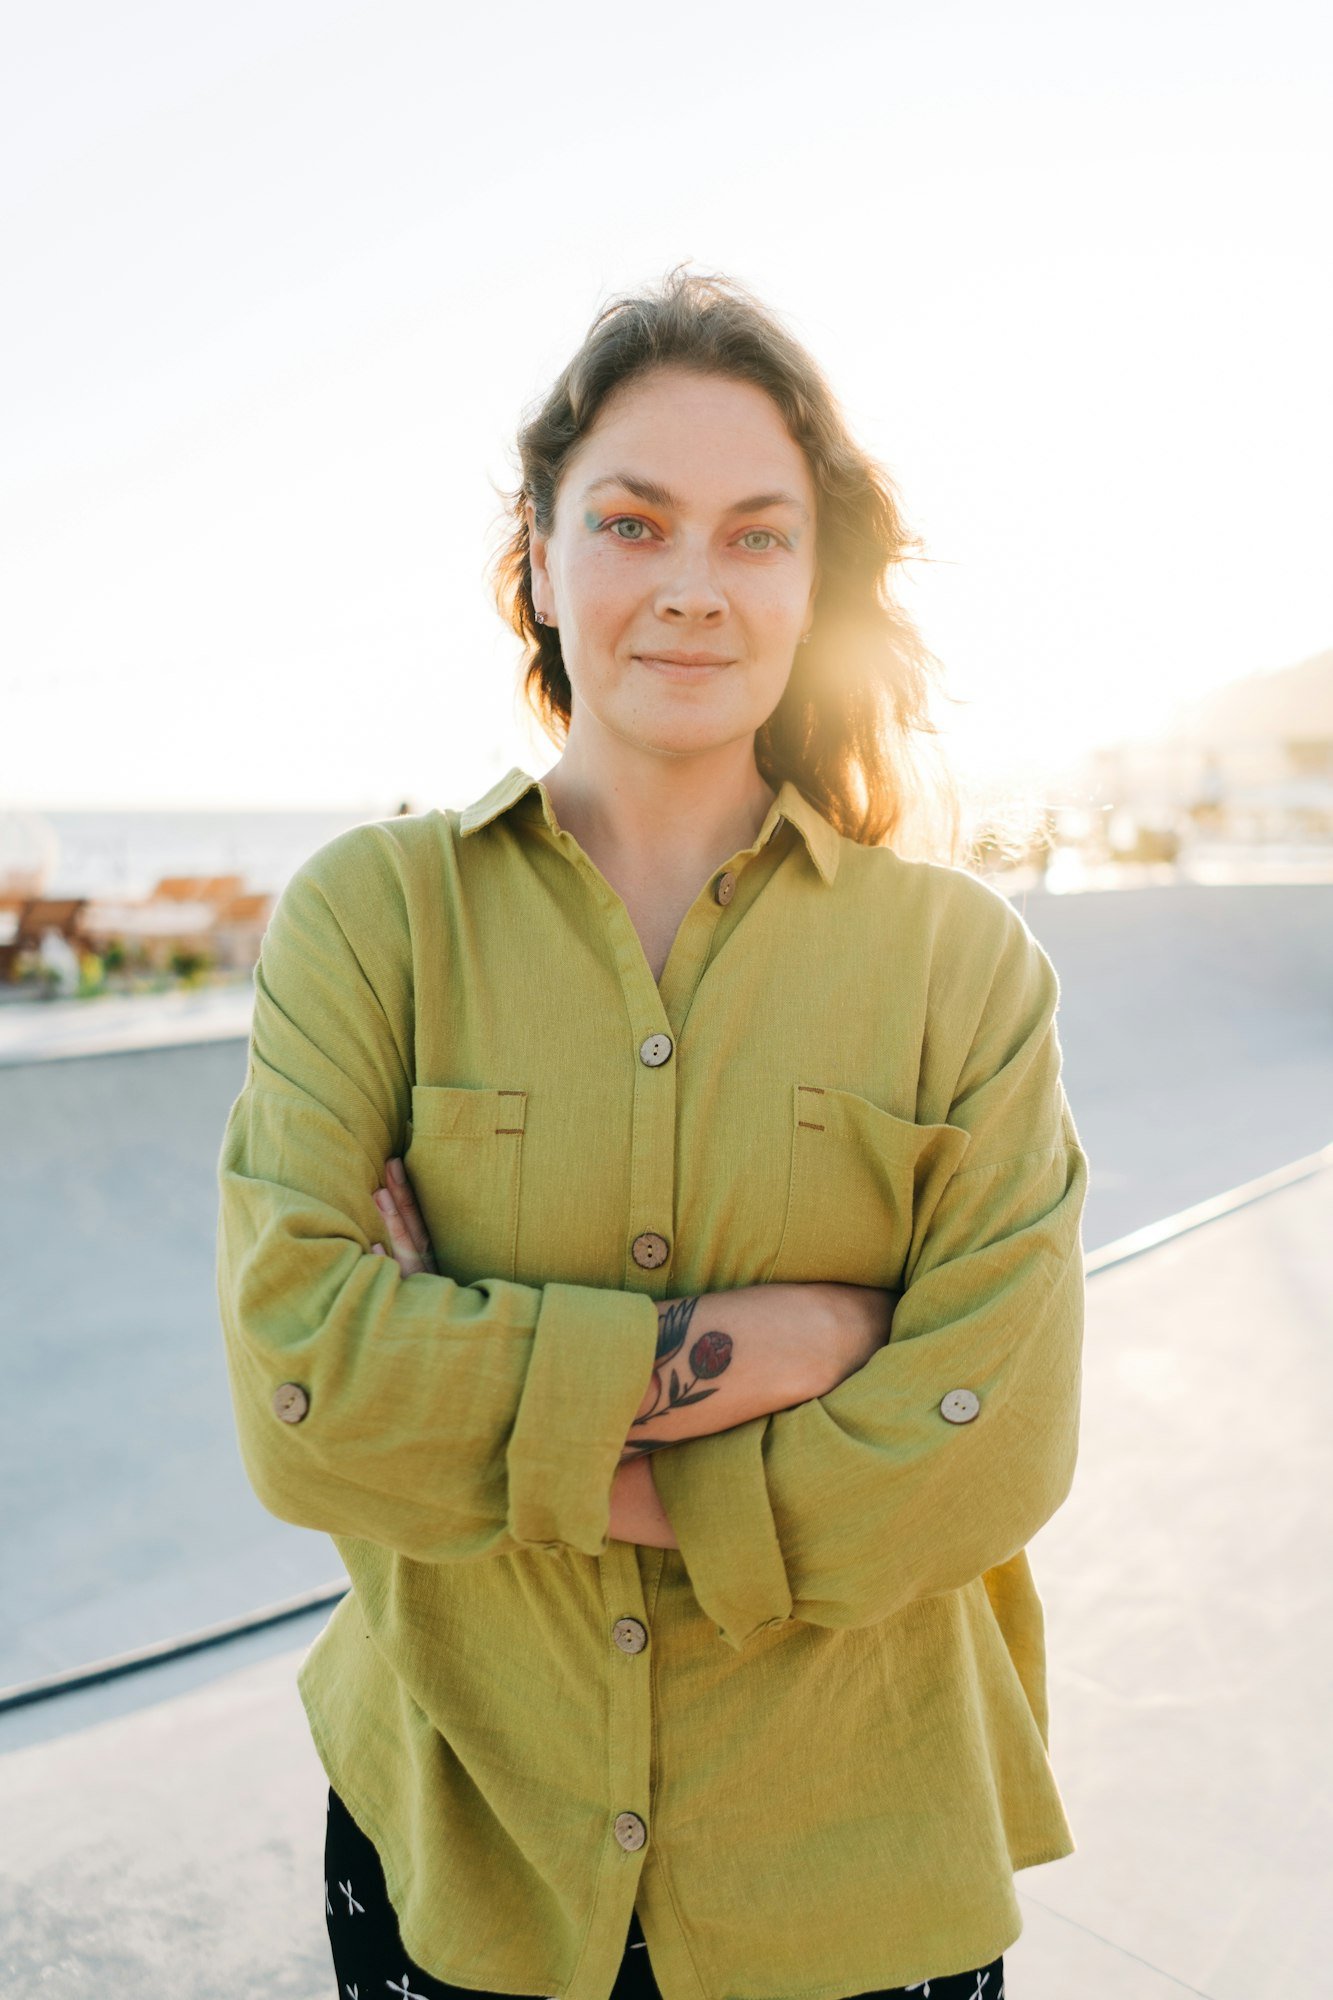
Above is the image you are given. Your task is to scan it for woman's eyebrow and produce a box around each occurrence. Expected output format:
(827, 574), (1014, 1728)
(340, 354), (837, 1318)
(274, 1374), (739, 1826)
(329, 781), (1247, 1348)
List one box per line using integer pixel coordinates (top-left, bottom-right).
(581, 472), (810, 522)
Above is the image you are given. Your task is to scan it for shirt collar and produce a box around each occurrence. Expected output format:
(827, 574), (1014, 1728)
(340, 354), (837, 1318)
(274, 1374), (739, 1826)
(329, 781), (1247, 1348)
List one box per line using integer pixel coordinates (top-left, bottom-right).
(457, 765), (841, 886)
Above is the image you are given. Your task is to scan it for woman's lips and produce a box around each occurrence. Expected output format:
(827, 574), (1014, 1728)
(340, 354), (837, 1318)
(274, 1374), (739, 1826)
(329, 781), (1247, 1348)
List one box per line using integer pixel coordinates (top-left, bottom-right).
(635, 653), (734, 678)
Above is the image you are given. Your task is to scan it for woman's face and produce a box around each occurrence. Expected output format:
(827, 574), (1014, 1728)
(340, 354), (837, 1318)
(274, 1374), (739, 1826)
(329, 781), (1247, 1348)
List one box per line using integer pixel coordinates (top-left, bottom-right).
(528, 367), (819, 763)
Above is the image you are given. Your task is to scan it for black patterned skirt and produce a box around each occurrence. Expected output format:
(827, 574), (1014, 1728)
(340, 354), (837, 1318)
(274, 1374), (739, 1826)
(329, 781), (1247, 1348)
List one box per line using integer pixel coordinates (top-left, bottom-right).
(324, 1786), (1005, 2000)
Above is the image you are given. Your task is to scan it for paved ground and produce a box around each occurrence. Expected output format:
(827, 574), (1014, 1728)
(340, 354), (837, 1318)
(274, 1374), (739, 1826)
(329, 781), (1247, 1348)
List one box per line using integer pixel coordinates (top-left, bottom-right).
(0, 980), (255, 1065)
(0, 1037), (337, 1689)
(1013, 882), (1333, 1229)
(3, 1162), (1328, 1998)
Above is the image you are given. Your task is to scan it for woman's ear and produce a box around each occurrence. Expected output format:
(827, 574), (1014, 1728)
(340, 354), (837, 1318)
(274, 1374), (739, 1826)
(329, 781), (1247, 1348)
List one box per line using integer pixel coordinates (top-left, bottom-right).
(526, 500), (555, 628)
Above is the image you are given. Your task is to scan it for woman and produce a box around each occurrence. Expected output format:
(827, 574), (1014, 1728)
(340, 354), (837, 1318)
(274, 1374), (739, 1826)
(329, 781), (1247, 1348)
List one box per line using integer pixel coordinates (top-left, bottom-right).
(217, 267), (1087, 2000)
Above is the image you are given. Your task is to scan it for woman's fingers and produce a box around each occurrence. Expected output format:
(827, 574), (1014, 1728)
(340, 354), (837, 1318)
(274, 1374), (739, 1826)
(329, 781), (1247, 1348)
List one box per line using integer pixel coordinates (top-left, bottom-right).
(386, 1157), (434, 1264)
(373, 1163), (437, 1276)
(373, 1182), (423, 1274)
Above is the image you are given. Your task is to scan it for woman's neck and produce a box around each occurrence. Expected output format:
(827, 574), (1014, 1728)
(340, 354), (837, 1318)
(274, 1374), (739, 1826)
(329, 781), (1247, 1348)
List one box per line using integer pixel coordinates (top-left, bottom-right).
(539, 738), (778, 894)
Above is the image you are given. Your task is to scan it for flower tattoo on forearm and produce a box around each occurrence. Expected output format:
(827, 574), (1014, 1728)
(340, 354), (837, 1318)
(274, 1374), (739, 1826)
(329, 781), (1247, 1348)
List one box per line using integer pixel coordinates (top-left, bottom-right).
(624, 1295), (733, 1455)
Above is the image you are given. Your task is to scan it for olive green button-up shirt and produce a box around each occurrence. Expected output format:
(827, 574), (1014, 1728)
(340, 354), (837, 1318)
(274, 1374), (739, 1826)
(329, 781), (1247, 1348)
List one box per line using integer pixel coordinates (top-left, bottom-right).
(216, 765), (1088, 2000)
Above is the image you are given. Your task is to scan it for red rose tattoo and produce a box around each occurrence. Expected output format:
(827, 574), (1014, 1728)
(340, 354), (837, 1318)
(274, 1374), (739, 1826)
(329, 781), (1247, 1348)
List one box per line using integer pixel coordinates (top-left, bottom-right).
(625, 1296), (734, 1453)
(688, 1329), (733, 1379)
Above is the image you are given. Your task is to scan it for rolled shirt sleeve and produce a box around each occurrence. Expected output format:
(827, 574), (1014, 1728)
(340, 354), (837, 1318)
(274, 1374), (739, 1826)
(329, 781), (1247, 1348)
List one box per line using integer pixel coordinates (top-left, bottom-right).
(651, 895), (1088, 1651)
(216, 828), (659, 1566)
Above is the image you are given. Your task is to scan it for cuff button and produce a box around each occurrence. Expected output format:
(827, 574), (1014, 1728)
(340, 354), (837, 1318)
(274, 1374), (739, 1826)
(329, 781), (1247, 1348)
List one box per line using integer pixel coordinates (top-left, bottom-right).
(272, 1382), (310, 1424)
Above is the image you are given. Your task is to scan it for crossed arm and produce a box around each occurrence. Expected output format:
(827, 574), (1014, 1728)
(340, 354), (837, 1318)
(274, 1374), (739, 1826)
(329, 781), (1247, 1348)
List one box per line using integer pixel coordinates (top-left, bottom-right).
(609, 1287), (894, 1548)
(223, 851), (1084, 1650)
(368, 1160), (897, 1553)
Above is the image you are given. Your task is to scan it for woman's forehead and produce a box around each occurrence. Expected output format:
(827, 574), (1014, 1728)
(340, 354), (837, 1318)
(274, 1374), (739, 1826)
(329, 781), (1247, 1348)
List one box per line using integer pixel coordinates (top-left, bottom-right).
(565, 369), (815, 506)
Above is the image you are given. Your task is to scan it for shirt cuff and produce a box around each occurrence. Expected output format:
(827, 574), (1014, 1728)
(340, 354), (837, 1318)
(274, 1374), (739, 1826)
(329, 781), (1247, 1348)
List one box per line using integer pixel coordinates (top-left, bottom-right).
(506, 1283), (660, 1555)
(650, 1418), (794, 1650)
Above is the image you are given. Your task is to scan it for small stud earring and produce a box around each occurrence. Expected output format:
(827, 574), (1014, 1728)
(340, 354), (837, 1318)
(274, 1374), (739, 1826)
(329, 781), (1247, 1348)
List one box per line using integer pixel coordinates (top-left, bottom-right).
(536, 611), (546, 626)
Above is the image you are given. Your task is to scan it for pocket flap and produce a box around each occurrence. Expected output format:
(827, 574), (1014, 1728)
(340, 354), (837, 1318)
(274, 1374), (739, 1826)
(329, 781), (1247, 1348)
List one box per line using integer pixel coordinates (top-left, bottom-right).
(410, 1084), (528, 1140)
(800, 1084), (971, 1178)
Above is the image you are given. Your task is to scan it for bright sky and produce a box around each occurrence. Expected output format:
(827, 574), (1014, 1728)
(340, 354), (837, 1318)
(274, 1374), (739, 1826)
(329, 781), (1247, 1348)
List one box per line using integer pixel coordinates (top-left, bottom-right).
(3, 0), (1330, 810)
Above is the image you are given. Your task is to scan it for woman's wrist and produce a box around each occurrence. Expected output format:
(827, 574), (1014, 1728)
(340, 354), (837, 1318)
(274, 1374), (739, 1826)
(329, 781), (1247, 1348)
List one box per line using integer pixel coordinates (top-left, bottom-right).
(608, 1453), (678, 1549)
(622, 1286), (826, 1459)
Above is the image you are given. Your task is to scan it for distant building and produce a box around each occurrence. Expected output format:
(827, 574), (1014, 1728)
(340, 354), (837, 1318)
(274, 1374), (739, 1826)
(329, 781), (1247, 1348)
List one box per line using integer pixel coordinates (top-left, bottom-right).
(210, 889), (274, 971)
(1085, 648), (1333, 845)
(80, 896), (218, 972)
(80, 875), (275, 974)
(151, 873), (247, 906)
(0, 897), (94, 983)
(1168, 647), (1333, 838)
(0, 874), (277, 982)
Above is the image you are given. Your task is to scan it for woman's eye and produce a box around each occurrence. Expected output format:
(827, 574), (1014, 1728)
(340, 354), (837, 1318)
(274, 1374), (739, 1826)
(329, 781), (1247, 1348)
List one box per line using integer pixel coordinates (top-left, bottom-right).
(602, 518), (786, 551)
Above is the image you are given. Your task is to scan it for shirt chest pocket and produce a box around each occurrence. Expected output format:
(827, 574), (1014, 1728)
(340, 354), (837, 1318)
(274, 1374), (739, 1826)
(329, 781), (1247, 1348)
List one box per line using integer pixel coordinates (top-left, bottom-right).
(764, 1083), (972, 1290)
(403, 1084), (527, 1284)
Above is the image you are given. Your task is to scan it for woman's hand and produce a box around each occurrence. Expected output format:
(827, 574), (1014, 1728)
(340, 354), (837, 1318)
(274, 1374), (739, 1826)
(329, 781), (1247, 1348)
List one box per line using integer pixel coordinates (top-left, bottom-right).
(808, 1281), (900, 1390)
(370, 1157), (438, 1276)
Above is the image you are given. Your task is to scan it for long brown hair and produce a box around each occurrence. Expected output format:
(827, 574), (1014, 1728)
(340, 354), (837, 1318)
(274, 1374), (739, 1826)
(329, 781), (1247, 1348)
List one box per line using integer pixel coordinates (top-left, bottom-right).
(489, 265), (961, 860)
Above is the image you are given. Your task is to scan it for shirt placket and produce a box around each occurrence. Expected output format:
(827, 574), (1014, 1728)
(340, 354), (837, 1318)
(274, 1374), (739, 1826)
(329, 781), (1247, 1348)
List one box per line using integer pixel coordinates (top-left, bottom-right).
(534, 820), (777, 1996)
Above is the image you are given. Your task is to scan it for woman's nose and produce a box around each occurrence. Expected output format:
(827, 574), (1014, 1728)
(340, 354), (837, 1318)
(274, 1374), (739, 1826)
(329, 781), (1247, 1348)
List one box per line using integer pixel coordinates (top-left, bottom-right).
(654, 543), (728, 622)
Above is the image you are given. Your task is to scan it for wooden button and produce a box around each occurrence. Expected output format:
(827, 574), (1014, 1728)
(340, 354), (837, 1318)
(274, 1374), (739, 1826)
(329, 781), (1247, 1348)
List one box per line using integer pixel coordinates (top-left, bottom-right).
(272, 1382), (310, 1424)
(639, 1033), (673, 1067)
(940, 1388), (980, 1424)
(631, 1232), (670, 1269)
(612, 1618), (648, 1654)
(714, 870), (737, 905)
(613, 1811), (647, 1851)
